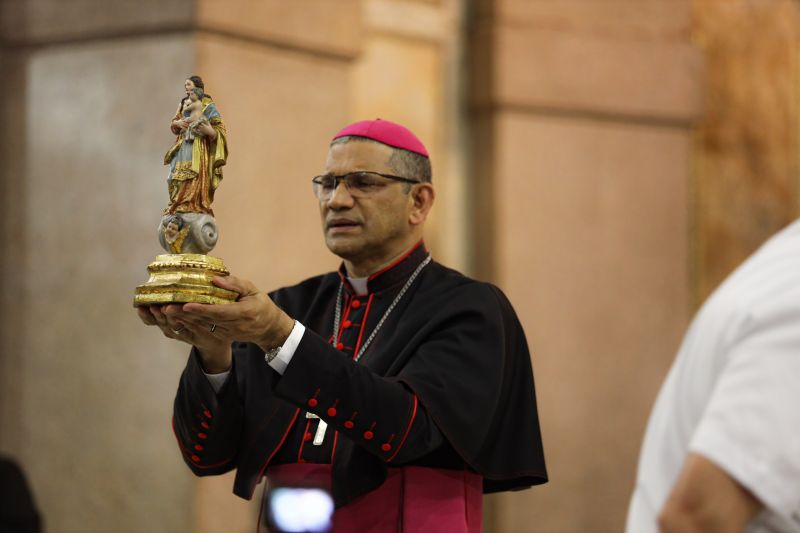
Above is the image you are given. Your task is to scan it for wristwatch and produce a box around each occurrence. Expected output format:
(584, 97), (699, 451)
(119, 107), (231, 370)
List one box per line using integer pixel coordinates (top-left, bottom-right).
(264, 320), (295, 364)
(264, 346), (282, 364)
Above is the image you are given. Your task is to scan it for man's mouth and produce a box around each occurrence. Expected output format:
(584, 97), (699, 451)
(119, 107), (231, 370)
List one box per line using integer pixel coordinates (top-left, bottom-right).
(327, 218), (361, 233)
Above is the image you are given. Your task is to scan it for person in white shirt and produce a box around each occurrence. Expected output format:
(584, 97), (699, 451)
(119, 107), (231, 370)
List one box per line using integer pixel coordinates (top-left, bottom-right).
(626, 219), (800, 532)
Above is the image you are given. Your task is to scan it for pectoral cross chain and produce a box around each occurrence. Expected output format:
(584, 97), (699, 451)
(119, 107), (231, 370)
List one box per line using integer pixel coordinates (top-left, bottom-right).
(305, 411), (328, 445)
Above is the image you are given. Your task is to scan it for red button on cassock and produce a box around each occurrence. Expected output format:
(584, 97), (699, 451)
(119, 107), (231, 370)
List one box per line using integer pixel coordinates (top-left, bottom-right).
(194, 444), (204, 451)
(344, 421), (354, 429)
(381, 443), (392, 452)
(203, 410), (212, 419)
(327, 407), (337, 417)
(191, 455), (201, 462)
(351, 300), (361, 309)
(342, 320), (352, 329)
(304, 433), (312, 442)
(201, 421), (210, 430)
(336, 342), (344, 350)
(363, 431), (374, 440)
(307, 399), (318, 408)
(198, 432), (207, 439)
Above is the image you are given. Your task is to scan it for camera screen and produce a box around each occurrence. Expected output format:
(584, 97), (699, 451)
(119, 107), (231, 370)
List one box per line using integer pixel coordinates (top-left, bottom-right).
(265, 486), (334, 533)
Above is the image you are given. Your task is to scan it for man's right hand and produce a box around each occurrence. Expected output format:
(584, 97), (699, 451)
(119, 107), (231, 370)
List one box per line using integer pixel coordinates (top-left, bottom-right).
(136, 305), (232, 373)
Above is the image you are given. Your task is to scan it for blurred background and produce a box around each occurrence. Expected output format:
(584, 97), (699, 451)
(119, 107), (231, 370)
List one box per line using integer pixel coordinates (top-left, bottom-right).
(1, 0), (799, 531)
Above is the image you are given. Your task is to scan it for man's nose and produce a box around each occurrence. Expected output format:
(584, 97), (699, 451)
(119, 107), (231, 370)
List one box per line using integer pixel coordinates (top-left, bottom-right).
(327, 181), (355, 209)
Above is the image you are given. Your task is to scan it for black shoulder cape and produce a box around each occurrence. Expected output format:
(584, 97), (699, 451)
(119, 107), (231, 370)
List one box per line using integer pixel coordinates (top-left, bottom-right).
(172, 244), (547, 506)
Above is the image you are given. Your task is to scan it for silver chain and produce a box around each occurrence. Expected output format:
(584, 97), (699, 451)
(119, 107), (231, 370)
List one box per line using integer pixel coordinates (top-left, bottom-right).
(332, 282), (344, 337)
(331, 254), (432, 362)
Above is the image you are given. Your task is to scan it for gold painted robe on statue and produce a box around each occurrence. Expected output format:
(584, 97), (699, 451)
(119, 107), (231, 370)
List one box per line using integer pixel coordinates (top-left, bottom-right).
(164, 96), (228, 215)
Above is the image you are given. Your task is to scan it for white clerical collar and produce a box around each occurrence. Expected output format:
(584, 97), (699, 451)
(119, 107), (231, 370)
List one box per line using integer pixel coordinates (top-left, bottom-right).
(347, 276), (369, 296)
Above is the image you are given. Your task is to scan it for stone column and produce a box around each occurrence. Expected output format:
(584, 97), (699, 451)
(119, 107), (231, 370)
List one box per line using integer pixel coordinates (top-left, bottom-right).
(692, 0), (800, 303)
(350, 0), (470, 270)
(0, 1), (358, 531)
(469, 2), (702, 531)
(0, 1), (198, 531)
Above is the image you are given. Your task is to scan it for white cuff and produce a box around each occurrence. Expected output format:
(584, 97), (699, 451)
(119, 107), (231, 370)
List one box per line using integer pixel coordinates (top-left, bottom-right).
(204, 369), (230, 394)
(203, 322), (306, 390)
(267, 321), (306, 375)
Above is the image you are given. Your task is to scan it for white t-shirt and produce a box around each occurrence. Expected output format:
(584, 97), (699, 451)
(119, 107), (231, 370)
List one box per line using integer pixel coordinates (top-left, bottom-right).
(626, 220), (800, 533)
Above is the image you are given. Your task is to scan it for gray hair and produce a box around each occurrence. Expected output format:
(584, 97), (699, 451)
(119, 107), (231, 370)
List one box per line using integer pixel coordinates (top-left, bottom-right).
(331, 136), (432, 184)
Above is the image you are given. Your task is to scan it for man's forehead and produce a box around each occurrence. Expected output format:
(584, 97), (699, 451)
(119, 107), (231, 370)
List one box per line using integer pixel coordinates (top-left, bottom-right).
(324, 140), (393, 173)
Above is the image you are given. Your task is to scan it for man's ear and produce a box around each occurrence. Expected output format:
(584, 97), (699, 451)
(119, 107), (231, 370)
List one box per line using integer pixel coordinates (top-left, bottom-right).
(409, 184), (435, 226)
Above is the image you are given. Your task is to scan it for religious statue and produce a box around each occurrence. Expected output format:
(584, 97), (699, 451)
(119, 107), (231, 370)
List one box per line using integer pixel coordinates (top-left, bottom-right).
(164, 76), (228, 216)
(134, 76), (237, 306)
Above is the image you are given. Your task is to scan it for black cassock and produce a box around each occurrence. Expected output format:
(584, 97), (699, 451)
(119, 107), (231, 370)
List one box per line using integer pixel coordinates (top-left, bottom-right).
(172, 243), (547, 506)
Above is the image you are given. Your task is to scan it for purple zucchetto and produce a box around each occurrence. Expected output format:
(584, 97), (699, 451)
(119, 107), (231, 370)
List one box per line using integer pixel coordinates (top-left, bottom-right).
(333, 119), (429, 158)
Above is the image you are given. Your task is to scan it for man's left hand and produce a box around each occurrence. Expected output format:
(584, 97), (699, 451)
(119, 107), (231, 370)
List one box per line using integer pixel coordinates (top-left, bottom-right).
(165, 276), (295, 352)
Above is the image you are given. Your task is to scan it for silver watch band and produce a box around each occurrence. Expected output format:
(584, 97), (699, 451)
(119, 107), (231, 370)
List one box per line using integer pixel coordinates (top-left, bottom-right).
(263, 320), (296, 364)
(264, 346), (281, 363)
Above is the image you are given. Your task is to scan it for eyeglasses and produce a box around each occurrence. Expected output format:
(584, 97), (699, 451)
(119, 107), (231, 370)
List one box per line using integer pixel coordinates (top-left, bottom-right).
(311, 171), (420, 200)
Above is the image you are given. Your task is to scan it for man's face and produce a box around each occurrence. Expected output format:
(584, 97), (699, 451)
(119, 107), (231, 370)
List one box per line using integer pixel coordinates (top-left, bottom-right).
(320, 141), (414, 265)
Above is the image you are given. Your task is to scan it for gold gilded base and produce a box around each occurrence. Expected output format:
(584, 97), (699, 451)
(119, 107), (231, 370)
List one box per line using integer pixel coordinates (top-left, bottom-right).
(134, 254), (238, 306)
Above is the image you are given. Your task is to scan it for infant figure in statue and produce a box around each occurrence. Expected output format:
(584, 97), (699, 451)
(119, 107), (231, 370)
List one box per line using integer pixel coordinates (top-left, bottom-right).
(181, 87), (209, 141)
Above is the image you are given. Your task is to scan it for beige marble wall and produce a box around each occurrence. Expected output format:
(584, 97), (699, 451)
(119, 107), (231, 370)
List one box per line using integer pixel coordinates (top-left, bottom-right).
(692, 0), (800, 302)
(470, 2), (702, 531)
(0, 43), (28, 459)
(488, 113), (692, 532)
(0, 0), (193, 44)
(196, 0), (360, 59)
(349, 0), (469, 270)
(0, 30), (199, 531)
(0, 1), (355, 532)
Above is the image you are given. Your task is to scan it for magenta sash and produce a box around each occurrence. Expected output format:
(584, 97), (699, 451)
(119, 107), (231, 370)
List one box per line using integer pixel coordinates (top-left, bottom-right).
(265, 464), (482, 532)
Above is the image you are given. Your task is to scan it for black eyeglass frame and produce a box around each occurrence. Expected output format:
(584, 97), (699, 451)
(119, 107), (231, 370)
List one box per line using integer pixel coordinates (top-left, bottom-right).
(311, 171), (421, 197)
